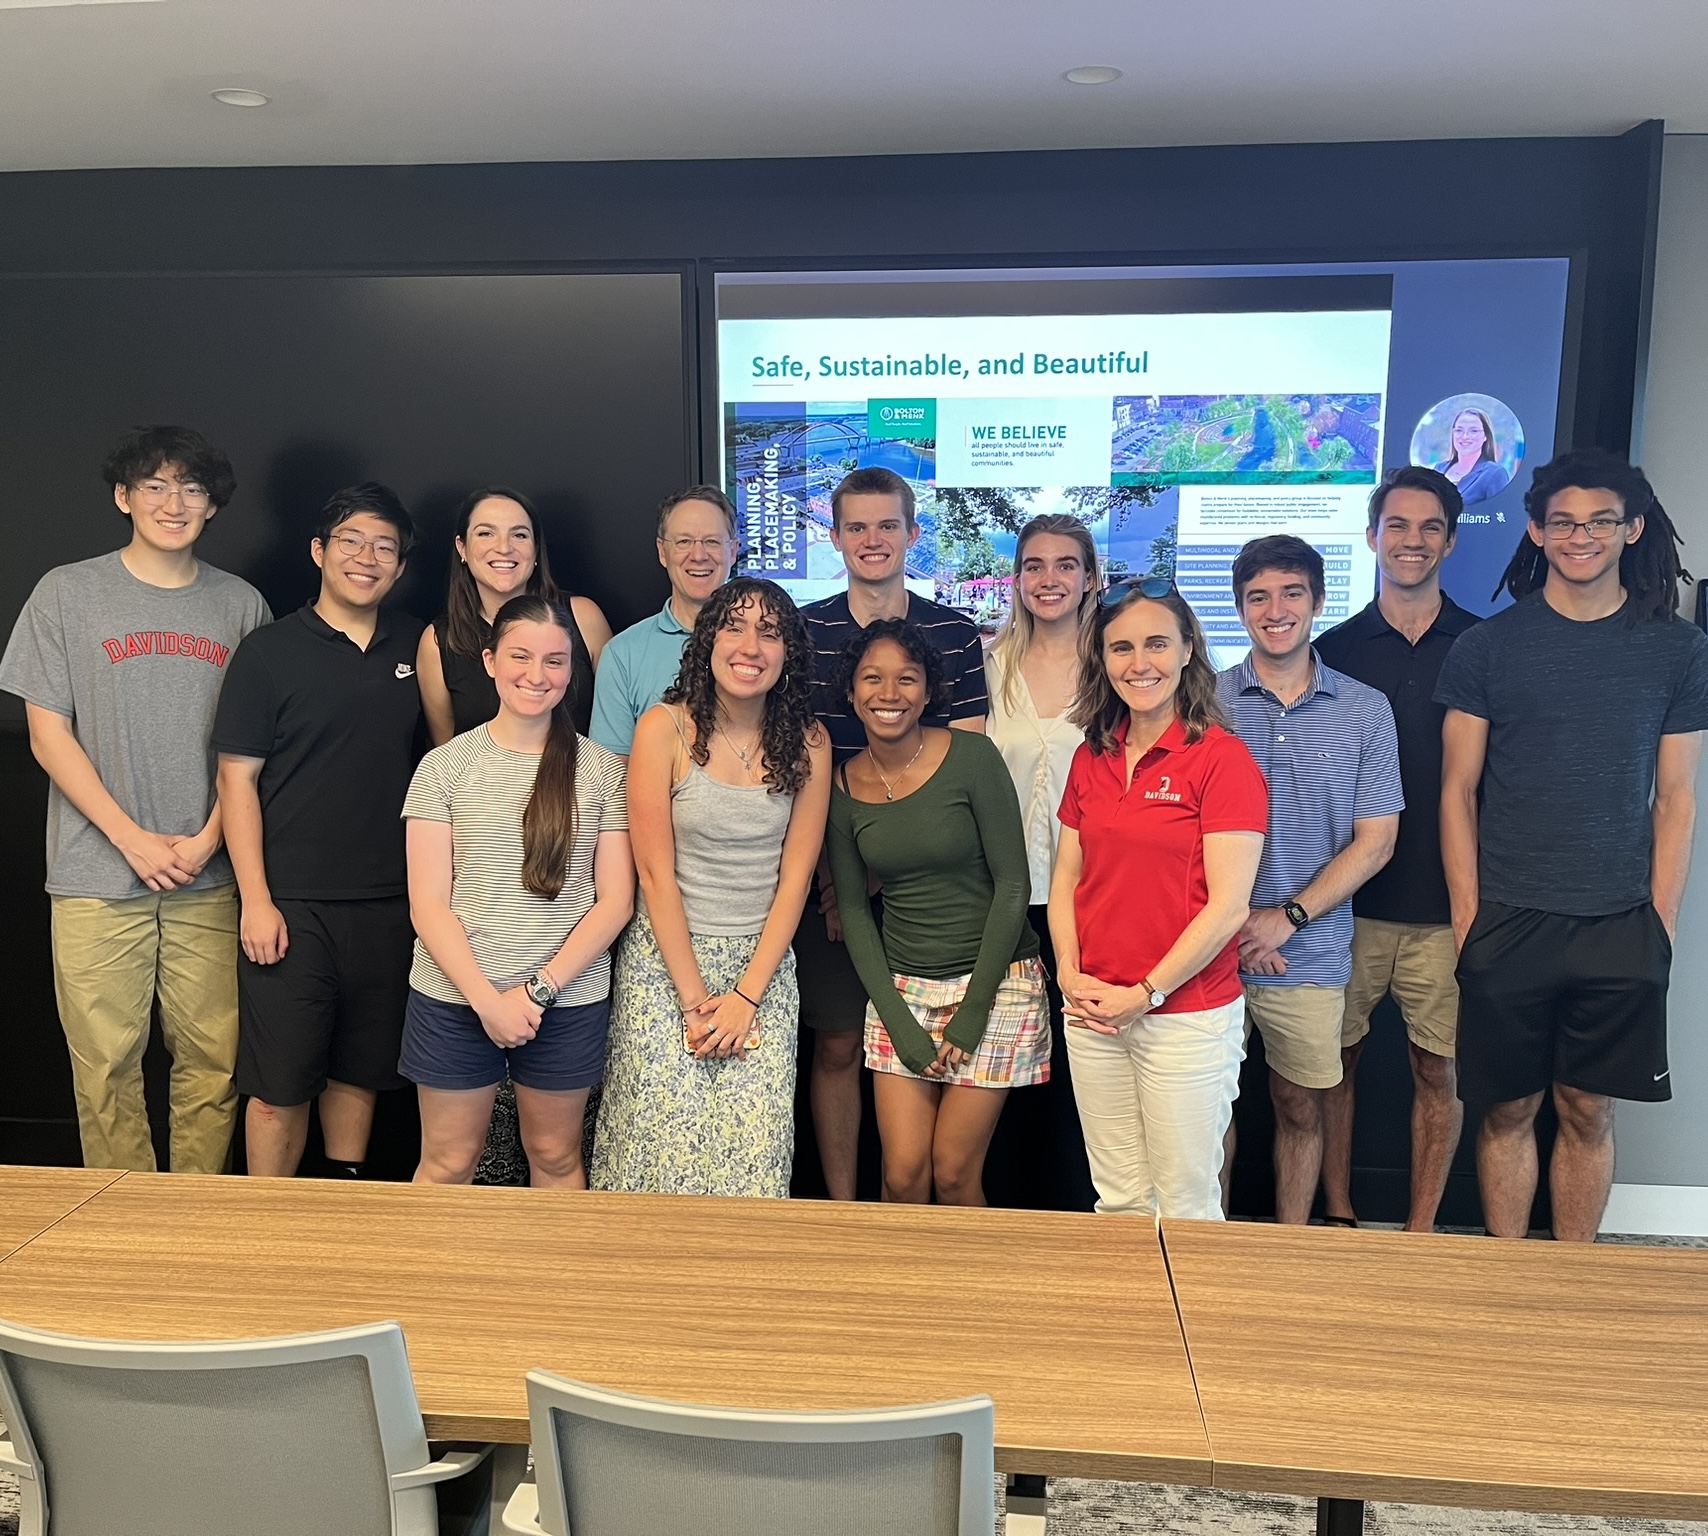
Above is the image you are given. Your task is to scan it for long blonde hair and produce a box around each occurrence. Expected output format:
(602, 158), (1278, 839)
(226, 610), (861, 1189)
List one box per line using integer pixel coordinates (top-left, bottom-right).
(986, 514), (1100, 714)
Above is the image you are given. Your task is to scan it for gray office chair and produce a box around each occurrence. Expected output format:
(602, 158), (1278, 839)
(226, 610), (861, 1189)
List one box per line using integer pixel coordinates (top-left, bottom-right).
(0, 1316), (489, 1536)
(500, 1370), (996, 1536)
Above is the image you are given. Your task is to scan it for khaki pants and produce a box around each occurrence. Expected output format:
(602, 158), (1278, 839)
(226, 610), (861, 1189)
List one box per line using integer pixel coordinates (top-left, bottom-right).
(50, 884), (240, 1173)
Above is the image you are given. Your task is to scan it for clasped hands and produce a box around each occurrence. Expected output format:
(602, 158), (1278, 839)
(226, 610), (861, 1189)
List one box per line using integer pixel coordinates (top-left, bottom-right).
(1059, 966), (1153, 1035)
(121, 824), (217, 893)
(1237, 906), (1294, 977)
(683, 991), (759, 1059)
(917, 1039), (971, 1079)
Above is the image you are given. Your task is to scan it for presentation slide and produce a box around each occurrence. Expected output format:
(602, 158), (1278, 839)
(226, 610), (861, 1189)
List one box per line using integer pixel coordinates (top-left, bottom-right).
(716, 262), (1570, 666)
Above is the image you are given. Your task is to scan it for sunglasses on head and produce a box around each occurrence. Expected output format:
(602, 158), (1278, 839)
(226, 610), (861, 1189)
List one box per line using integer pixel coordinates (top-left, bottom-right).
(1099, 575), (1176, 608)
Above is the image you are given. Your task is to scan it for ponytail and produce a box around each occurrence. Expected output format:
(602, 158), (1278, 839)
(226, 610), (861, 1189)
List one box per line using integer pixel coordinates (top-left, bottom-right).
(522, 698), (579, 900)
(489, 593), (581, 900)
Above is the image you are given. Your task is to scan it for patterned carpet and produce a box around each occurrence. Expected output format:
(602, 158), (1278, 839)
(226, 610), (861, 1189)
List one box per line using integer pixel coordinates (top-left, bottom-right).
(2, 1230), (1703, 1536)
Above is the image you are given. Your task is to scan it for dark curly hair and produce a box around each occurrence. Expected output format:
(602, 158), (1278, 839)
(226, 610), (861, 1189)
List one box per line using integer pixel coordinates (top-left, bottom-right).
(662, 578), (818, 795)
(1496, 448), (1691, 625)
(102, 425), (236, 512)
(834, 618), (951, 717)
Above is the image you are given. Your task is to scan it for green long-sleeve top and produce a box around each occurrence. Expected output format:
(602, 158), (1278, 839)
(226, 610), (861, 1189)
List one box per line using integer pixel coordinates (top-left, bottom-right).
(827, 729), (1039, 1075)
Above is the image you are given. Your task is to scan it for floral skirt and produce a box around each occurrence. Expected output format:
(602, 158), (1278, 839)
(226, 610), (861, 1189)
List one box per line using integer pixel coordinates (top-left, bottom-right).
(865, 957), (1051, 1088)
(589, 913), (798, 1198)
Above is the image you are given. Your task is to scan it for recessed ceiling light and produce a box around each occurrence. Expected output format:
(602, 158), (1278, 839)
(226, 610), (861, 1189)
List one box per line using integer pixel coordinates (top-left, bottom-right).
(1063, 66), (1122, 86)
(211, 87), (269, 108)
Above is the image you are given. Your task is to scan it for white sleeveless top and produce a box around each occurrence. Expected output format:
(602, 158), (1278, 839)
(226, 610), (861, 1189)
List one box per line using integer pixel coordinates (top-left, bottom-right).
(984, 645), (1084, 903)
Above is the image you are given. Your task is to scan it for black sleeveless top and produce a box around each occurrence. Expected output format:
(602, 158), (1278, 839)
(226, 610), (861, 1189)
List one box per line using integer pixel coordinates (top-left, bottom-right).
(433, 604), (595, 737)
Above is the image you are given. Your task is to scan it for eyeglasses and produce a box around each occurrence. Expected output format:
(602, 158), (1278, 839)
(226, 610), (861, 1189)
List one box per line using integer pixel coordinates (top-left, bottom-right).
(668, 537), (731, 555)
(1099, 575), (1176, 607)
(132, 479), (211, 510)
(1542, 514), (1629, 541)
(326, 530), (402, 563)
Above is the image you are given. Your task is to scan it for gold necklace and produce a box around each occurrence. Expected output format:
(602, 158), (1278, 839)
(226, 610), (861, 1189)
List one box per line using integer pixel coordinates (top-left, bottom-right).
(871, 736), (927, 801)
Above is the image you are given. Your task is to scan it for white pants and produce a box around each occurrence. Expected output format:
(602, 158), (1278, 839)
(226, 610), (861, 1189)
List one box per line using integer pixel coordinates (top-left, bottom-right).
(1063, 998), (1246, 1220)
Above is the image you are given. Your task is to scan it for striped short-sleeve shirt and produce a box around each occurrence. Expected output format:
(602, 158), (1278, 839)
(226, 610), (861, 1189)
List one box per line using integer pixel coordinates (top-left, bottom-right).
(1216, 652), (1404, 988)
(800, 590), (988, 763)
(402, 725), (629, 1006)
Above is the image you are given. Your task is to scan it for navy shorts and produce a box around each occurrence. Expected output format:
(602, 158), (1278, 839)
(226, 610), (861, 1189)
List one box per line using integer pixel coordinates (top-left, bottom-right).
(399, 989), (610, 1093)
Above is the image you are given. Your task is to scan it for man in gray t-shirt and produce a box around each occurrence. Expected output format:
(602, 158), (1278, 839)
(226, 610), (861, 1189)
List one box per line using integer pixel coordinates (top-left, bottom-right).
(0, 426), (270, 1175)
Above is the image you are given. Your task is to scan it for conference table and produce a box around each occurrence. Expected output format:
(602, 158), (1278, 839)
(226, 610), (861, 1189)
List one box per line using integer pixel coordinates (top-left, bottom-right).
(1160, 1218), (1708, 1532)
(0, 1164), (123, 1262)
(0, 1171), (1208, 1483)
(0, 1169), (1704, 1534)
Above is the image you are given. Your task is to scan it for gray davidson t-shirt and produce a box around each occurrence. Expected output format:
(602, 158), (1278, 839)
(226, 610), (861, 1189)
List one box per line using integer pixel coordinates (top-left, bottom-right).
(0, 551), (271, 899)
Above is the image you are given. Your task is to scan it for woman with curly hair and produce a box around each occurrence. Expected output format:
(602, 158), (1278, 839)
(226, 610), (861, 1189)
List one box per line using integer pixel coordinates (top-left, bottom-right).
(591, 577), (830, 1196)
(827, 618), (1046, 1206)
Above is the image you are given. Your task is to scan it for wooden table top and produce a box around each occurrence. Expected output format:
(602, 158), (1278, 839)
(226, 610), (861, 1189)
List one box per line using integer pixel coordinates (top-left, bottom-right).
(0, 1164), (124, 1263)
(0, 1173), (1208, 1481)
(1161, 1218), (1708, 1520)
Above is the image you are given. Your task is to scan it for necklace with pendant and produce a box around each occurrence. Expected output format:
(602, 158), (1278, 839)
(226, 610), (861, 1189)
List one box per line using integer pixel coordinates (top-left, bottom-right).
(872, 736), (927, 801)
(728, 733), (762, 778)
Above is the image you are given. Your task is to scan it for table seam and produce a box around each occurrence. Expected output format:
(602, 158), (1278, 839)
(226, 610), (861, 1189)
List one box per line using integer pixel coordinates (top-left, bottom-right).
(1154, 1218), (1216, 1479)
(0, 1167), (129, 1268)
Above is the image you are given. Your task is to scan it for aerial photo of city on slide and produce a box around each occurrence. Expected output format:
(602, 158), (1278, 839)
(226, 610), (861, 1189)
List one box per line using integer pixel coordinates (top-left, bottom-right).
(1111, 393), (1382, 482)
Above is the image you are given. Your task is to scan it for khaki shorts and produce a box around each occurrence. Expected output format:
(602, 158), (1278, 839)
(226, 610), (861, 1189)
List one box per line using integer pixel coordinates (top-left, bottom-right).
(1242, 982), (1346, 1089)
(1342, 918), (1458, 1058)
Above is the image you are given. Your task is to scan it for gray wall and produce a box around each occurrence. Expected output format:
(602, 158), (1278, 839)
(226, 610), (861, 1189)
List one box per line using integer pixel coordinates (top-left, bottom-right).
(1620, 133), (1708, 1192)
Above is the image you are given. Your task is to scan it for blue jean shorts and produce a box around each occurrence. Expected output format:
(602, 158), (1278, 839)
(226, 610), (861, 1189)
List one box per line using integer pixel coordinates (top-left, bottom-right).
(399, 989), (609, 1092)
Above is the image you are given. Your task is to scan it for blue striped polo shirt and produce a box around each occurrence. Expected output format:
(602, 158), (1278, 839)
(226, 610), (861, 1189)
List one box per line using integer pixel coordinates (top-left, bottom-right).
(1216, 652), (1404, 988)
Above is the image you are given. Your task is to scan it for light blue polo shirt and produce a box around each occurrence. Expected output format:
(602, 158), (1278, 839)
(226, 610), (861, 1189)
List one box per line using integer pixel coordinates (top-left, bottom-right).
(589, 597), (691, 755)
(1216, 652), (1403, 988)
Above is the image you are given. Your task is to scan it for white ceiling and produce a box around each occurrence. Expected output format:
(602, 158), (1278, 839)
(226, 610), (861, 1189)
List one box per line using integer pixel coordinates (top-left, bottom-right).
(1, 0), (1704, 173)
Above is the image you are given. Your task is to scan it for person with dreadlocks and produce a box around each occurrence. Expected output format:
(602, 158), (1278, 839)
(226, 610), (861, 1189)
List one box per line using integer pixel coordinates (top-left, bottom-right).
(591, 577), (830, 1197)
(1437, 448), (1708, 1241)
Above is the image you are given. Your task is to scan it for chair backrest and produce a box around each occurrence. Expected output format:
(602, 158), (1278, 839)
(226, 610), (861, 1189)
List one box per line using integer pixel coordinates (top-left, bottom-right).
(0, 1316), (436, 1536)
(522, 1370), (995, 1536)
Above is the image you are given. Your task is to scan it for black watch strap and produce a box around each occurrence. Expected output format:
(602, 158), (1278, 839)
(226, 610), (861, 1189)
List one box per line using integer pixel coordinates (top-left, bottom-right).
(1282, 900), (1310, 930)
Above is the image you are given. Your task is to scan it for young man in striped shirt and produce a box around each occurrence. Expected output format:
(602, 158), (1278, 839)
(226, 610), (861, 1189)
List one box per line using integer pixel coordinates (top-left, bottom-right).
(1216, 535), (1402, 1224)
(797, 467), (988, 1199)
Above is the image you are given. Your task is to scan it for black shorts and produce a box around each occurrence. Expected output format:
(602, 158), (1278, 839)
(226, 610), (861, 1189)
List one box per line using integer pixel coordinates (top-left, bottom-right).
(235, 896), (414, 1106)
(1455, 901), (1672, 1106)
(791, 884), (878, 1033)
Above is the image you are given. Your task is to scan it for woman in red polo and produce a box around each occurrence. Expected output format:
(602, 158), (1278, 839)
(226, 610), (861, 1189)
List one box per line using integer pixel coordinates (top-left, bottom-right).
(1049, 579), (1268, 1219)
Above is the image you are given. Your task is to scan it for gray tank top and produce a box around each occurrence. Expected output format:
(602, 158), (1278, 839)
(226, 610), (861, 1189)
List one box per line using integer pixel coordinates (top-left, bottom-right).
(639, 711), (796, 936)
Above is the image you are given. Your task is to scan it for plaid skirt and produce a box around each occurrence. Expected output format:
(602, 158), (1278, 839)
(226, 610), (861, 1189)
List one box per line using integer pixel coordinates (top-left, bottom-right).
(865, 957), (1051, 1087)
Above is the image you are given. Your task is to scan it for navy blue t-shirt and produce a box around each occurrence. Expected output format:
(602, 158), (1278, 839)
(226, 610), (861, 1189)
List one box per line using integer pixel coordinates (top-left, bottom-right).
(1434, 592), (1708, 916)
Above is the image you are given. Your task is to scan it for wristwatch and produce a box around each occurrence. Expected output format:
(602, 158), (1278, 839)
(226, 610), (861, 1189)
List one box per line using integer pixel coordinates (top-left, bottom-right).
(1141, 978), (1167, 1010)
(1282, 900), (1311, 931)
(525, 969), (560, 1007)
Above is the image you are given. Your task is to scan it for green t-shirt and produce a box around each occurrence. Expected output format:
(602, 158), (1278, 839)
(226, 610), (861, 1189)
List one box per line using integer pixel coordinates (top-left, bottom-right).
(827, 730), (1037, 1072)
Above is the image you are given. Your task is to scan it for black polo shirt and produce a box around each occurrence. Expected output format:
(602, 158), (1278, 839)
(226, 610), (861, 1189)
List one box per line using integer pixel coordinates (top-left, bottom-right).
(1314, 592), (1480, 926)
(211, 605), (424, 901)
